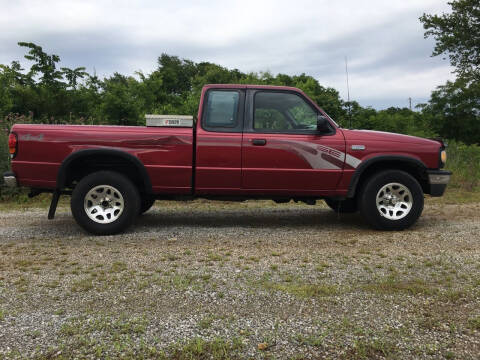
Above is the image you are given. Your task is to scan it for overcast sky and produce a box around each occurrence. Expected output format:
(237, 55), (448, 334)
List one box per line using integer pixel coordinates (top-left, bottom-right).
(0, 0), (454, 109)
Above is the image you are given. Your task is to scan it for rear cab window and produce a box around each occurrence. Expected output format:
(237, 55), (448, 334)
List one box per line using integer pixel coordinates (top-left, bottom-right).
(202, 90), (244, 133)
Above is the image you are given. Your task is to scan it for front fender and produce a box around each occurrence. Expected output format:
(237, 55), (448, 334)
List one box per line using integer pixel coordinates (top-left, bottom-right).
(346, 155), (427, 198)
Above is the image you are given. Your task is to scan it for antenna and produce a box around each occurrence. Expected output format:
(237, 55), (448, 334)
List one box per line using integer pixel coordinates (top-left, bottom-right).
(345, 56), (352, 128)
(408, 97), (412, 110)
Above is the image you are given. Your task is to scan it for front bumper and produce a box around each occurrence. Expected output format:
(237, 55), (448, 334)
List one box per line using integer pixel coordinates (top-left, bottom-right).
(427, 170), (451, 197)
(3, 171), (17, 188)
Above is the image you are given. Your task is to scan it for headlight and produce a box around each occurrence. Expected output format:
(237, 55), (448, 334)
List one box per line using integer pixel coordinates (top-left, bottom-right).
(440, 149), (447, 167)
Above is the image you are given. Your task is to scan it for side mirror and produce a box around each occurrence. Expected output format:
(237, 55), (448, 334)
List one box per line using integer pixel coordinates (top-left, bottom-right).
(317, 115), (330, 133)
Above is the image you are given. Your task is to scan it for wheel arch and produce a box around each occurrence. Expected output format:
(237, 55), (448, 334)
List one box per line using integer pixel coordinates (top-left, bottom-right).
(347, 155), (428, 198)
(57, 149), (153, 195)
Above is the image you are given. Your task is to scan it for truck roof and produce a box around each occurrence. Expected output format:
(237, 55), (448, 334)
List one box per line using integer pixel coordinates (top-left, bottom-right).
(200, 84), (327, 122)
(202, 84), (303, 92)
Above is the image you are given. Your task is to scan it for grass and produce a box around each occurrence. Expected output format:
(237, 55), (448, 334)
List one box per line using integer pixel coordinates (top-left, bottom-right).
(60, 315), (148, 337)
(37, 322), (244, 360)
(361, 275), (437, 296)
(207, 252), (223, 262)
(166, 337), (244, 360)
(294, 333), (326, 348)
(294, 322), (403, 359)
(45, 317), (241, 359)
(262, 280), (339, 298)
(144, 273), (211, 292)
(167, 254), (180, 261)
(429, 187), (480, 204)
(467, 316), (480, 330)
(70, 277), (94, 292)
(198, 315), (216, 330)
(346, 338), (398, 359)
(109, 261), (127, 273)
(0, 192), (69, 210)
(315, 262), (330, 272)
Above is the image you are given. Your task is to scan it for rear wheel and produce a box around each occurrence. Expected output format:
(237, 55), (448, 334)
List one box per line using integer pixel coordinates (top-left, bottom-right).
(324, 198), (357, 213)
(358, 170), (424, 230)
(71, 171), (140, 235)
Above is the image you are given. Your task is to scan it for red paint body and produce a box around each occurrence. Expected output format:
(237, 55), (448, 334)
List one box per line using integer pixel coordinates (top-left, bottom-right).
(10, 85), (443, 198)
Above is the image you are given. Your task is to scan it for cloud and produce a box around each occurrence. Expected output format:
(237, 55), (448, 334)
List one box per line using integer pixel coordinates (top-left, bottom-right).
(0, 0), (455, 109)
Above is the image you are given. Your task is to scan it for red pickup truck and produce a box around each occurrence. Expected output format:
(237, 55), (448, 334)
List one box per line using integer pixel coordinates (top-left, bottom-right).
(4, 84), (451, 235)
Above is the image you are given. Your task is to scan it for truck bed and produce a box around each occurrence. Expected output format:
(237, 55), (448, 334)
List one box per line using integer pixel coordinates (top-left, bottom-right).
(11, 124), (194, 194)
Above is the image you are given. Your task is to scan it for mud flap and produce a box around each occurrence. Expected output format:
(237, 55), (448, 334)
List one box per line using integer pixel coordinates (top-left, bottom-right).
(48, 190), (61, 220)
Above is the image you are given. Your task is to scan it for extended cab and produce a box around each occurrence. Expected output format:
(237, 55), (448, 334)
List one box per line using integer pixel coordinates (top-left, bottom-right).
(4, 84), (451, 234)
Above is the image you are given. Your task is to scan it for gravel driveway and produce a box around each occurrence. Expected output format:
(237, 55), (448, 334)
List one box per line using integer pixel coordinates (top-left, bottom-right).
(0, 199), (479, 359)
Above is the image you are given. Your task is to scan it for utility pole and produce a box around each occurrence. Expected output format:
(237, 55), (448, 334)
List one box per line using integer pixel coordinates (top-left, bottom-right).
(345, 56), (352, 128)
(408, 97), (412, 111)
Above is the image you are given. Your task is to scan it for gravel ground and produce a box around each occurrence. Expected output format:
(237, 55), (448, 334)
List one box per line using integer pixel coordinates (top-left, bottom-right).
(0, 199), (479, 359)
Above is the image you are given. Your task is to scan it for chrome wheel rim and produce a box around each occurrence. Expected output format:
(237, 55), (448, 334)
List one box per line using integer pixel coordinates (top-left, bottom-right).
(84, 185), (124, 224)
(376, 182), (412, 220)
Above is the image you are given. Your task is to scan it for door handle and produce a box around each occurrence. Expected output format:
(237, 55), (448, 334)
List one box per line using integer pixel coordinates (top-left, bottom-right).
(252, 139), (267, 146)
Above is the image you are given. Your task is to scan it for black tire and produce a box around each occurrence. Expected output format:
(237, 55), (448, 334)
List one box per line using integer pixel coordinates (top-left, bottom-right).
(324, 198), (357, 213)
(71, 171), (140, 235)
(358, 170), (424, 231)
(139, 196), (155, 214)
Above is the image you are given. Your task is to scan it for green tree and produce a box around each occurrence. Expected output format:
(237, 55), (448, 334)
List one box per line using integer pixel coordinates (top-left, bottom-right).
(421, 78), (480, 143)
(420, 0), (480, 144)
(61, 66), (88, 89)
(17, 42), (65, 88)
(157, 54), (196, 96)
(420, 0), (480, 82)
(100, 73), (143, 125)
(0, 65), (16, 117)
(2, 41), (453, 140)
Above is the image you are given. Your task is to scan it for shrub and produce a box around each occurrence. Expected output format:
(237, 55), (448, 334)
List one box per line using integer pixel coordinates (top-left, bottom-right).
(0, 116), (13, 187)
(0, 114), (34, 199)
(446, 141), (480, 191)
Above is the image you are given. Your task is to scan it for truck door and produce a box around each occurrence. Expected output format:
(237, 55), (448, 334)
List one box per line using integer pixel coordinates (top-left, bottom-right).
(241, 89), (345, 194)
(195, 88), (245, 194)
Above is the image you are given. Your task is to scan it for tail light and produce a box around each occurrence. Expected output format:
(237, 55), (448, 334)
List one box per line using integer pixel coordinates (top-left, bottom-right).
(8, 133), (17, 158)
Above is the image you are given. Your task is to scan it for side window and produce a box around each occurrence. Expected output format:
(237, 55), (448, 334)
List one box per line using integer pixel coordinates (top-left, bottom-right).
(253, 92), (318, 133)
(254, 108), (292, 130)
(204, 91), (239, 129)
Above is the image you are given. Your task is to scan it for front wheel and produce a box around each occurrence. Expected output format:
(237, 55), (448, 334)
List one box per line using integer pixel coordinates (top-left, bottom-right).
(71, 171), (140, 235)
(139, 196), (155, 214)
(358, 170), (424, 230)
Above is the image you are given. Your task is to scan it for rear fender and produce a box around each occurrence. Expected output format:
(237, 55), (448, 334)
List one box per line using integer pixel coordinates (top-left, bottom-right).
(56, 148), (153, 193)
